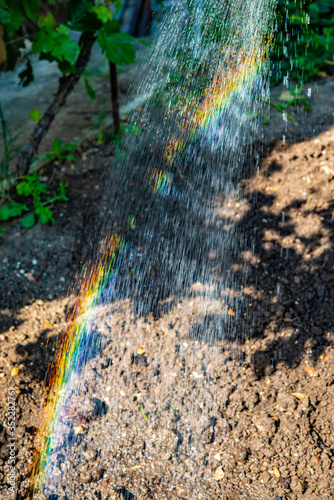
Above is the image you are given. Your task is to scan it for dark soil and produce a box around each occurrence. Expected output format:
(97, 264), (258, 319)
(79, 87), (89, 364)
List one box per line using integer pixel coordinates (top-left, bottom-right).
(1, 76), (334, 500)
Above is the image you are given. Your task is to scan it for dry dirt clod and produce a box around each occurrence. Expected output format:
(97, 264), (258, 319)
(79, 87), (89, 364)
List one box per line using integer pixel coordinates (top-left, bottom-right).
(10, 367), (19, 377)
(292, 392), (307, 400)
(233, 446), (248, 463)
(214, 466), (225, 481)
(73, 426), (84, 435)
(42, 321), (53, 330)
(304, 365), (319, 377)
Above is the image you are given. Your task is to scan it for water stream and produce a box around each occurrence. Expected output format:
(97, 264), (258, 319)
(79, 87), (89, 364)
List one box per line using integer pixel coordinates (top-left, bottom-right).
(29, 1), (277, 498)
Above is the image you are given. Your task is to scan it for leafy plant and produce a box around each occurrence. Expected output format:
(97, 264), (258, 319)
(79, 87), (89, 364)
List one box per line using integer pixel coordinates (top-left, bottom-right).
(0, 1), (137, 174)
(33, 139), (79, 165)
(0, 172), (69, 229)
(265, 84), (313, 123)
(50, 139), (78, 162)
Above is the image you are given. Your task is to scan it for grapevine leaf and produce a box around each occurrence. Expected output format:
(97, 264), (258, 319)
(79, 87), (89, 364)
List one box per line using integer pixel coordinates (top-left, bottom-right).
(68, 0), (103, 31)
(90, 5), (112, 24)
(22, 0), (40, 21)
(98, 30), (136, 65)
(2, 2), (23, 31)
(37, 12), (56, 30)
(0, 6), (11, 24)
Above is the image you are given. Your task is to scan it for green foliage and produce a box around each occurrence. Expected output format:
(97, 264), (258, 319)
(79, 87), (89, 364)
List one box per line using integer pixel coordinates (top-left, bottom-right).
(32, 139), (79, 165)
(50, 139), (78, 162)
(29, 109), (42, 122)
(1, 1), (136, 87)
(97, 25), (136, 65)
(140, 404), (148, 421)
(273, 0), (334, 83)
(0, 171), (69, 229)
(84, 77), (97, 100)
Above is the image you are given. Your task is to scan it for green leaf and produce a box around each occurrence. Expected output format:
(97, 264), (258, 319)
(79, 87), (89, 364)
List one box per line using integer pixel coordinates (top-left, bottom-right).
(68, 0), (103, 32)
(59, 182), (69, 201)
(140, 404), (148, 421)
(51, 139), (63, 158)
(0, 202), (29, 221)
(90, 5), (112, 24)
(54, 25), (80, 63)
(115, 0), (122, 13)
(0, 6), (11, 24)
(35, 206), (55, 225)
(0, 204), (16, 221)
(126, 123), (141, 135)
(17, 172), (47, 198)
(22, 0), (40, 21)
(2, 2), (23, 31)
(98, 30), (136, 65)
(29, 109), (41, 122)
(65, 153), (77, 162)
(33, 20), (80, 68)
(84, 77), (96, 100)
(18, 59), (34, 87)
(31, 152), (54, 164)
(69, 0), (95, 25)
(37, 12), (56, 30)
(63, 143), (77, 151)
(21, 213), (35, 229)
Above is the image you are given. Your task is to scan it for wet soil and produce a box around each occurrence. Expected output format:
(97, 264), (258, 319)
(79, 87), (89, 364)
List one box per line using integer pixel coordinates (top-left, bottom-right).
(0, 77), (334, 500)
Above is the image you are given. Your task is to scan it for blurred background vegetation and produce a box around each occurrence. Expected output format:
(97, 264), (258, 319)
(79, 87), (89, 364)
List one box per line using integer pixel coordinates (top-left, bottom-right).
(0, 0), (333, 231)
(273, 0), (334, 83)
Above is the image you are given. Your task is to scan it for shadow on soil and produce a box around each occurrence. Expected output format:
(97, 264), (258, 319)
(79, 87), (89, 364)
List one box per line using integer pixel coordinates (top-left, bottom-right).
(5, 117), (334, 386)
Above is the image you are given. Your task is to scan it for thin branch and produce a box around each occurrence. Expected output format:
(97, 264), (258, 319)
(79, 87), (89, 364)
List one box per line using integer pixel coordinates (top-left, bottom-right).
(16, 31), (96, 176)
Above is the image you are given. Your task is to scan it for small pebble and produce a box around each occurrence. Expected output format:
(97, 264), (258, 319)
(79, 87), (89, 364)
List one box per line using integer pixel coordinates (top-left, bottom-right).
(273, 466), (281, 479)
(11, 367), (19, 377)
(73, 426), (84, 435)
(214, 466), (225, 481)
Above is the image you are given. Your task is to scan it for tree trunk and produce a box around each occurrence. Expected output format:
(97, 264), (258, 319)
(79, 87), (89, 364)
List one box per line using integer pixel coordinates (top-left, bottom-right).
(16, 32), (96, 176)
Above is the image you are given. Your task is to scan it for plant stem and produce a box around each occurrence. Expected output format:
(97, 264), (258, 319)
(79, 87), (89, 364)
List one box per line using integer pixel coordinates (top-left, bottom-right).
(109, 62), (120, 135)
(16, 32), (96, 176)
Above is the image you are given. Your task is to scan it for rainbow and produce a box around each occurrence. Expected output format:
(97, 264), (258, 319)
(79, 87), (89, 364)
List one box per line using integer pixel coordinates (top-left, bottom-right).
(29, 235), (128, 496)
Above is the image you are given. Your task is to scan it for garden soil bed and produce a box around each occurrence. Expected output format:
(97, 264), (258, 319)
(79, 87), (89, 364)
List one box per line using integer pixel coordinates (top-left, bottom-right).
(0, 78), (334, 500)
